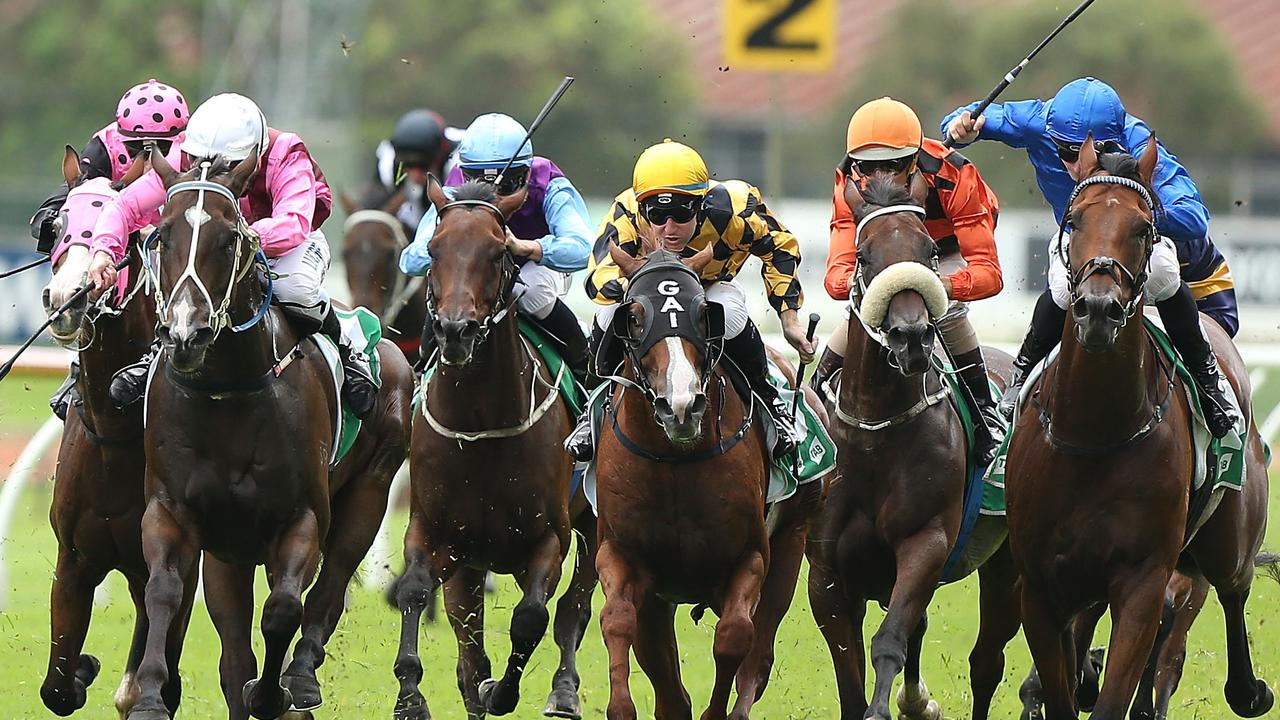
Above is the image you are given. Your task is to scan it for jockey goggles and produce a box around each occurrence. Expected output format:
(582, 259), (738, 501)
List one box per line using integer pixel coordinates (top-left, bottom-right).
(1054, 137), (1127, 164)
(124, 139), (174, 158)
(847, 154), (915, 177)
(461, 165), (529, 196)
(640, 193), (700, 225)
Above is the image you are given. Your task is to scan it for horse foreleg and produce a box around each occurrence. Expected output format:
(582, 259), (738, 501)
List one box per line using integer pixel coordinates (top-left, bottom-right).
(897, 613), (942, 720)
(807, 556), (867, 718)
(444, 566), (490, 720)
(545, 509), (600, 720)
(203, 557), (257, 720)
(970, 540), (1021, 720)
(633, 597), (692, 720)
(1071, 602), (1106, 712)
(392, 513), (444, 720)
(865, 531), (947, 720)
(598, 538), (647, 720)
(161, 565), (197, 718)
(1149, 574), (1208, 719)
(244, 511), (322, 720)
(115, 578), (150, 719)
(127, 499), (198, 720)
(703, 550), (765, 720)
(1088, 566), (1169, 720)
(41, 548), (107, 716)
(480, 530), (563, 716)
(1020, 583), (1076, 720)
(1219, 584), (1275, 717)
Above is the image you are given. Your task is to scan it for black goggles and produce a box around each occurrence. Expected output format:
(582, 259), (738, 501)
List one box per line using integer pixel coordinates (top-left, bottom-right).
(640, 195), (700, 225)
(461, 166), (530, 196)
(124, 139), (173, 158)
(848, 154), (915, 177)
(1053, 138), (1084, 163)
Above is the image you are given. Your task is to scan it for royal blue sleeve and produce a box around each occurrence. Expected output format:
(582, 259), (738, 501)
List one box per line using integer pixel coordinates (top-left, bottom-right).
(1125, 120), (1209, 242)
(535, 177), (593, 273)
(941, 99), (1047, 150)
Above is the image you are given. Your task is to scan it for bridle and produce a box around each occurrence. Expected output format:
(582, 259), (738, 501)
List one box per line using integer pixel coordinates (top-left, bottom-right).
(342, 208), (422, 325)
(423, 199), (519, 354)
(847, 204), (939, 353)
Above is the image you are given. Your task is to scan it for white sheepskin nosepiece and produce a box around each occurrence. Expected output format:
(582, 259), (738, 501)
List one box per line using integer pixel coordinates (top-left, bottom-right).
(855, 261), (948, 328)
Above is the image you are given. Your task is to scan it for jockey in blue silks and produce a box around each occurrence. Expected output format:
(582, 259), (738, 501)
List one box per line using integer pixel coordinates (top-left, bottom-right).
(400, 112), (593, 390)
(942, 77), (1239, 437)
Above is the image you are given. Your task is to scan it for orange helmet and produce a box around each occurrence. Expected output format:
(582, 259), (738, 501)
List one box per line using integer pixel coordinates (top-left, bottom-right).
(845, 97), (922, 161)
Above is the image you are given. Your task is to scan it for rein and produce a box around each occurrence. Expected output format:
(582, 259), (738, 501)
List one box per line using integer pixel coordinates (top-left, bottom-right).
(343, 208), (423, 326)
(423, 199), (518, 353)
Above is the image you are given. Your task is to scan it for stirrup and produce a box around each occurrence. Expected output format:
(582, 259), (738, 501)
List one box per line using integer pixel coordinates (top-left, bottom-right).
(108, 358), (152, 409)
(339, 347), (378, 419)
(564, 415), (594, 462)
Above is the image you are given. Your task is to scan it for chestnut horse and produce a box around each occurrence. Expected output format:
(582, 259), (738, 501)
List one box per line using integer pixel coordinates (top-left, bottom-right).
(122, 150), (413, 720)
(39, 148), (190, 718)
(805, 177), (1020, 720)
(339, 189), (427, 364)
(1004, 136), (1273, 719)
(593, 245), (822, 720)
(391, 179), (597, 720)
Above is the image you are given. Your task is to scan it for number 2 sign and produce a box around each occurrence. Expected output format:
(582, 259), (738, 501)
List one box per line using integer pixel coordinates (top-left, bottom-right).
(722, 0), (836, 72)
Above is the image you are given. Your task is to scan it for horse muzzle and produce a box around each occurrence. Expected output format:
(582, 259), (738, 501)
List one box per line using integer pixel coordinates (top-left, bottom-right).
(158, 324), (215, 372)
(885, 321), (936, 377)
(1071, 292), (1126, 353)
(43, 287), (88, 346)
(654, 392), (707, 447)
(434, 317), (480, 366)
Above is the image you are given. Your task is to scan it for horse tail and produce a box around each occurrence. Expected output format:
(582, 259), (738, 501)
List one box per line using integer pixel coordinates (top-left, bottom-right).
(1255, 552), (1280, 586)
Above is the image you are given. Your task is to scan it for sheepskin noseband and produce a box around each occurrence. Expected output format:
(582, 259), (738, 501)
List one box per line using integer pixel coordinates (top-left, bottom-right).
(854, 261), (948, 328)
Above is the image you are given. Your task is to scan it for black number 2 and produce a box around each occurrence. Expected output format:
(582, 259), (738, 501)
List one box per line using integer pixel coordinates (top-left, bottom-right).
(746, 0), (818, 50)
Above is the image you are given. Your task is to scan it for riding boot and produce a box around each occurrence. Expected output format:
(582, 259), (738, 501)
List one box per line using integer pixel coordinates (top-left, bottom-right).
(998, 290), (1066, 420)
(1156, 282), (1238, 438)
(952, 347), (1003, 466)
(807, 344), (844, 404)
(49, 360), (81, 421)
(320, 308), (379, 420)
(108, 342), (159, 409)
(527, 300), (590, 393)
(564, 323), (612, 463)
(724, 320), (798, 458)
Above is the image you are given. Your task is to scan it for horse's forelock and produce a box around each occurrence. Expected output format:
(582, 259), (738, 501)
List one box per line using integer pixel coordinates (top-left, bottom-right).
(856, 176), (918, 217)
(452, 180), (499, 204)
(1094, 152), (1163, 216)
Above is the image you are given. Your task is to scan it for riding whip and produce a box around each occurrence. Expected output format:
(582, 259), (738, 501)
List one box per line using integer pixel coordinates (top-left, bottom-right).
(0, 256), (130, 382)
(943, 0), (1100, 149)
(493, 76), (575, 187)
(0, 255), (51, 280)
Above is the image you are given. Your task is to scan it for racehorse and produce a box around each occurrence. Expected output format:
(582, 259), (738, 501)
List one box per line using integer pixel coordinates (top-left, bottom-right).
(805, 176), (1020, 720)
(592, 244), (823, 720)
(1004, 136), (1274, 720)
(338, 189), (427, 364)
(121, 149), (413, 720)
(391, 178), (597, 720)
(39, 147), (189, 718)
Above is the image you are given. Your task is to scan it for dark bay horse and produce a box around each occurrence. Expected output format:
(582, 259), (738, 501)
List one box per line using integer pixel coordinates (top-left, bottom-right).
(122, 150), (413, 720)
(593, 245), (822, 720)
(40, 147), (187, 718)
(392, 179), (597, 720)
(805, 177), (1020, 720)
(1004, 136), (1273, 720)
(339, 189), (427, 364)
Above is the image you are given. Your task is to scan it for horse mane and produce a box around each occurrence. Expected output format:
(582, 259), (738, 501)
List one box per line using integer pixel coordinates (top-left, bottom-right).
(180, 155), (237, 182)
(452, 180), (499, 204)
(1097, 151), (1163, 216)
(856, 176), (919, 216)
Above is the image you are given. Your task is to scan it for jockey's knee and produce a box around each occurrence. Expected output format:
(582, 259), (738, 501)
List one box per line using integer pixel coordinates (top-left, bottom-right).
(515, 262), (568, 320)
(705, 281), (749, 339)
(1144, 237), (1181, 303)
(936, 301), (978, 354)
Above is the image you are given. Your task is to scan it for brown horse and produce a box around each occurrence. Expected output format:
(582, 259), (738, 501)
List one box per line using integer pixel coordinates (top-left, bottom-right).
(593, 245), (822, 720)
(338, 189), (427, 364)
(805, 177), (1020, 720)
(1004, 136), (1273, 720)
(39, 147), (187, 718)
(121, 150), (413, 720)
(391, 178), (597, 720)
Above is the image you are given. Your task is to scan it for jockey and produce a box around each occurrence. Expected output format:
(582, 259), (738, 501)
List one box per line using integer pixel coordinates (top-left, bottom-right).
(815, 97), (1005, 463)
(85, 93), (379, 418)
(564, 139), (817, 462)
(399, 112), (593, 389)
(943, 76), (1239, 437)
(29, 79), (189, 254)
(369, 108), (462, 230)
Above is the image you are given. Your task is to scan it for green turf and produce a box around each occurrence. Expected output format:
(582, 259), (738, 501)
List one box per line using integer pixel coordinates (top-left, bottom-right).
(0, 374), (61, 433)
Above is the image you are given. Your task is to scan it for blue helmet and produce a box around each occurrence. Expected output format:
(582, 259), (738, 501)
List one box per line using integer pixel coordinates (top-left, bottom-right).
(457, 113), (532, 170)
(1046, 77), (1126, 145)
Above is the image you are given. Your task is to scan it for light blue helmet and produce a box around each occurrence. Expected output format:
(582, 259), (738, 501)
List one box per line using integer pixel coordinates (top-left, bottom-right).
(1046, 77), (1126, 145)
(457, 113), (532, 170)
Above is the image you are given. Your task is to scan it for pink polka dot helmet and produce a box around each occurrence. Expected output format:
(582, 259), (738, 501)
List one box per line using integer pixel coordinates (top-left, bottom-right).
(115, 79), (188, 140)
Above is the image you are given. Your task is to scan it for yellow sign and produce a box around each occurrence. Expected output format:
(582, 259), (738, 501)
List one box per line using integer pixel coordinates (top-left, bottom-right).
(723, 0), (836, 73)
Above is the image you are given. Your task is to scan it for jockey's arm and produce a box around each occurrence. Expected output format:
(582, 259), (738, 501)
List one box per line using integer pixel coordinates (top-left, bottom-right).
(250, 149), (316, 258)
(739, 186), (803, 315)
(825, 171), (858, 301)
(534, 177), (593, 273)
(400, 202), (442, 276)
(584, 196), (639, 306)
(89, 169), (166, 264)
(940, 99), (1044, 150)
(943, 163), (1003, 301)
(1141, 133), (1210, 243)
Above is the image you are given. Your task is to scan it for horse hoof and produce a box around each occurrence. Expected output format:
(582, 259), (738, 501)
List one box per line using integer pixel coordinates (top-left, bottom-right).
(393, 692), (432, 720)
(1228, 678), (1275, 718)
(479, 677), (519, 716)
(543, 687), (582, 719)
(281, 672), (323, 711)
(76, 654), (102, 687)
(897, 700), (941, 720)
(243, 679), (295, 720)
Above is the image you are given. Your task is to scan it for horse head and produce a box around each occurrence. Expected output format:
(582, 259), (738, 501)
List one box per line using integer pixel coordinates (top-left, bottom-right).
(341, 187), (410, 320)
(423, 177), (528, 366)
(1062, 133), (1160, 353)
(845, 175), (947, 376)
(149, 147), (261, 371)
(608, 241), (719, 447)
(43, 145), (147, 344)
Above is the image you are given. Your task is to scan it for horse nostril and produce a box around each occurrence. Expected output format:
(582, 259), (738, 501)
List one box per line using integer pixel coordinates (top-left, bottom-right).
(689, 394), (707, 418)
(1106, 299), (1126, 323)
(654, 397), (674, 419)
(463, 320), (480, 338)
(1072, 296), (1090, 320)
(42, 288), (52, 313)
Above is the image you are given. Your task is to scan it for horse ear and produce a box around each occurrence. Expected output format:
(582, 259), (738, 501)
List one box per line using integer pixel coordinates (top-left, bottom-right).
(1137, 134), (1158, 188)
(226, 149), (260, 196)
(151, 144), (180, 188)
(338, 191), (359, 215)
(908, 170), (929, 207)
(496, 183), (529, 221)
(62, 145), (82, 187)
(843, 176), (865, 219)
(119, 152), (147, 187)
(609, 242), (644, 279)
(1077, 132), (1101, 178)
(425, 174), (449, 211)
(682, 243), (714, 275)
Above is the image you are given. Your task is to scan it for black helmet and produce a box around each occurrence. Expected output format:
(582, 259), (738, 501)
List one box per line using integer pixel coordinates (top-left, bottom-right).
(390, 109), (447, 167)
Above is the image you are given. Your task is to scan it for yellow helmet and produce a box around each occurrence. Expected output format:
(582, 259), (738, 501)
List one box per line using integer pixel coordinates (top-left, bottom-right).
(846, 97), (922, 161)
(633, 139), (710, 201)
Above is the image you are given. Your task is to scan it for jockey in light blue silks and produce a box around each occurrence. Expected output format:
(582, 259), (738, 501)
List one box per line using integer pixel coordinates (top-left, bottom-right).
(942, 77), (1239, 437)
(400, 112), (594, 389)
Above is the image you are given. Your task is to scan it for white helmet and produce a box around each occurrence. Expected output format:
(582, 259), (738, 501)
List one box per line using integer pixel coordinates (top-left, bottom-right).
(182, 93), (268, 161)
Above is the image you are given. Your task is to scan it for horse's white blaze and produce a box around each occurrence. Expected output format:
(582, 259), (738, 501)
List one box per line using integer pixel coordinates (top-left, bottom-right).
(170, 296), (195, 342)
(183, 205), (210, 228)
(664, 337), (699, 424)
(46, 244), (90, 307)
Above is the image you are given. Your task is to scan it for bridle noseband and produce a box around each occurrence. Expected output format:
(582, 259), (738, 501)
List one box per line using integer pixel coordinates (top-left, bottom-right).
(423, 199), (519, 354)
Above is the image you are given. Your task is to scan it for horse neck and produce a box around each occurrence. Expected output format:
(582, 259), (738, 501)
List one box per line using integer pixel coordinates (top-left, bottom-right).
(428, 305), (529, 427)
(839, 313), (932, 424)
(76, 265), (156, 427)
(1048, 315), (1153, 446)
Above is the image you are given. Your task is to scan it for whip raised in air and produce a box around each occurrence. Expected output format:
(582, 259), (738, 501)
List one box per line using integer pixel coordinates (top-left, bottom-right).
(493, 76), (575, 187)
